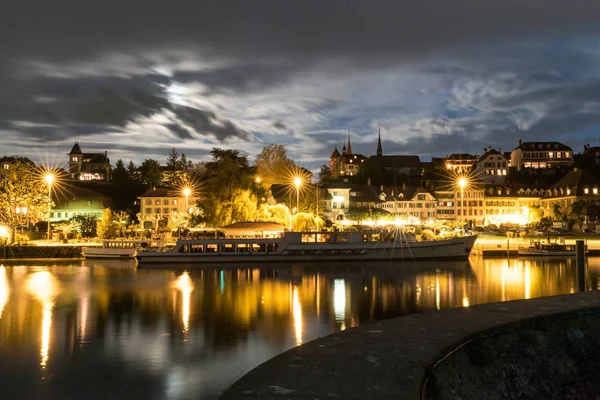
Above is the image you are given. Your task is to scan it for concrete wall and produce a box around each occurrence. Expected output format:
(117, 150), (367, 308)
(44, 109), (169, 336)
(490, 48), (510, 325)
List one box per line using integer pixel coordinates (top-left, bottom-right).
(425, 308), (600, 400)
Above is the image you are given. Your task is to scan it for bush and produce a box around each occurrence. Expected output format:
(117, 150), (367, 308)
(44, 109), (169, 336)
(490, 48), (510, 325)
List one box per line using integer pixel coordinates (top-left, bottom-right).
(421, 229), (436, 241)
(15, 233), (29, 245)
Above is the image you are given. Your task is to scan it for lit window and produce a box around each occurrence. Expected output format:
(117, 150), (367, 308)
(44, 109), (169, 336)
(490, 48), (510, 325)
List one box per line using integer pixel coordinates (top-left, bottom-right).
(502, 170), (507, 175)
(594, 188), (598, 194)
(72, 156), (78, 162)
(2, 164), (8, 169)
(548, 152), (553, 158)
(567, 189), (571, 195)
(585, 188), (589, 194)
(155, 200), (161, 205)
(173, 199), (178, 205)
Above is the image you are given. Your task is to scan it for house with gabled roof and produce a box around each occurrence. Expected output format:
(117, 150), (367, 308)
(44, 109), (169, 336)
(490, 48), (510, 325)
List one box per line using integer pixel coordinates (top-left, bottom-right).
(376, 185), (437, 223)
(510, 139), (573, 171)
(67, 142), (112, 181)
(539, 169), (600, 225)
(475, 147), (508, 184)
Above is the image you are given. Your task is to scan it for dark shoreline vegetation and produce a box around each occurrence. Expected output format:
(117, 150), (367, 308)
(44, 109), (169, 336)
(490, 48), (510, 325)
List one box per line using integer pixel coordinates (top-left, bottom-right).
(0, 245), (83, 259)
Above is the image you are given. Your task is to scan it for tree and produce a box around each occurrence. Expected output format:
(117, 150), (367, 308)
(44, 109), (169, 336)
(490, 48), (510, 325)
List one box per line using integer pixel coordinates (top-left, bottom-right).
(127, 161), (139, 182)
(96, 209), (120, 239)
(71, 215), (98, 238)
(254, 144), (295, 188)
(529, 205), (544, 222)
(552, 203), (565, 222)
(112, 159), (128, 185)
(164, 147), (180, 187)
(139, 159), (163, 189)
(319, 164), (332, 182)
(570, 200), (588, 229)
(0, 160), (53, 242)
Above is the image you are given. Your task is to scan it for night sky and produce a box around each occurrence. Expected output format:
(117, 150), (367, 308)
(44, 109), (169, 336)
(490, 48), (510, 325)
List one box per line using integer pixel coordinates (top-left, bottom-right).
(2, 1), (600, 171)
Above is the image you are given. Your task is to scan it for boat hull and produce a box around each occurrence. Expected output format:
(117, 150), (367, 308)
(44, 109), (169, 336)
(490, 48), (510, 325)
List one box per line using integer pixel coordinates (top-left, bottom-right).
(82, 248), (138, 259)
(136, 235), (477, 265)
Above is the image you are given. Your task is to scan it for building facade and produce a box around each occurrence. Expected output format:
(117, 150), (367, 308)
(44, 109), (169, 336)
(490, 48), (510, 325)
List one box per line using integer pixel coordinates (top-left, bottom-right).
(68, 143), (112, 181)
(510, 139), (573, 171)
(474, 147), (508, 184)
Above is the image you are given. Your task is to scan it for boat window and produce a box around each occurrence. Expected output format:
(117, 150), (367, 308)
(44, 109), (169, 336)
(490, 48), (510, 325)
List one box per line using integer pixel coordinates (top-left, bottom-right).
(237, 244), (252, 252)
(253, 243), (266, 252)
(221, 243), (235, 253)
(191, 244), (204, 253)
(178, 244), (189, 253)
(316, 234), (330, 243)
(334, 233), (347, 243)
(266, 243), (278, 252)
(302, 234), (316, 243)
(206, 244), (218, 253)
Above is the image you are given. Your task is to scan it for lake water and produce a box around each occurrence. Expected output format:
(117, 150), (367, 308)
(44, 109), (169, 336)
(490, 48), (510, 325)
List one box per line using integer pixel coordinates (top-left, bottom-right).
(1, 257), (599, 399)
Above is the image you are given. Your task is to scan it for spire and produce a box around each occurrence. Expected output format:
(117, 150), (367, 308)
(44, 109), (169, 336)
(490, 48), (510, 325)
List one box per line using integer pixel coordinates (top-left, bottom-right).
(347, 130), (353, 155)
(69, 142), (82, 155)
(342, 141), (347, 155)
(330, 144), (341, 159)
(376, 123), (383, 157)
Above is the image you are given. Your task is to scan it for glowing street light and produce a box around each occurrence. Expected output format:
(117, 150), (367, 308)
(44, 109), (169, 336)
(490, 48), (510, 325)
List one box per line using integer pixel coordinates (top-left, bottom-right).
(44, 174), (55, 243)
(182, 187), (191, 213)
(458, 176), (467, 230)
(294, 176), (302, 213)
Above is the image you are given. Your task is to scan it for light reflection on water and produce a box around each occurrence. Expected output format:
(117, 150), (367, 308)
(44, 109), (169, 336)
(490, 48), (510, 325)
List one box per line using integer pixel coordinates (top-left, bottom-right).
(0, 257), (596, 399)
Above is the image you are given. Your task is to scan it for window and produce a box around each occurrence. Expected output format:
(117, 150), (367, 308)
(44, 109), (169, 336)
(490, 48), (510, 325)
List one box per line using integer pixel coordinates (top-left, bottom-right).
(548, 152), (553, 158)
(172, 208), (177, 213)
(2, 164), (8, 170)
(163, 208), (169, 213)
(155, 199), (161, 205)
(145, 199), (151, 205)
(585, 188), (589, 194)
(72, 156), (78, 162)
(557, 152), (562, 158)
(145, 208), (151, 214)
(154, 208), (160, 213)
(594, 188), (598, 195)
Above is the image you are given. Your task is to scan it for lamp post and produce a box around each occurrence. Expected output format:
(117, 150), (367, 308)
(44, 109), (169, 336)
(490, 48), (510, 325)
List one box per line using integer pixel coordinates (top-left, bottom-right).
(315, 183), (320, 232)
(458, 177), (467, 232)
(255, 177), (261, 204)
(44, 174), (54, 243)
(294, 176), (302, 213)
(183, 187), (191, 214)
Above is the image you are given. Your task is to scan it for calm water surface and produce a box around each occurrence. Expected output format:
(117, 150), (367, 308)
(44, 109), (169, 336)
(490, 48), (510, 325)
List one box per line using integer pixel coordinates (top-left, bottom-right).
(1, 257), (599, 399)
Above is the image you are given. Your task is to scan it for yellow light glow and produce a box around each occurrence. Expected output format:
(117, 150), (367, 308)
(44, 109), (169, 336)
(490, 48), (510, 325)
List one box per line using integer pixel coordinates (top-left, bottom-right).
(182, 187), (191, 197)
(171, 272), (194, 333)
(25, 271), (59, 369)
(333, 279), (346, 325)
(462, 296), (470, 307)
(294, 176), (302, 187)
(255, 176), (261, 184)
(0, 266), (9, 320)
(292, 286), (303, 345)
(44, 173), (55, 186)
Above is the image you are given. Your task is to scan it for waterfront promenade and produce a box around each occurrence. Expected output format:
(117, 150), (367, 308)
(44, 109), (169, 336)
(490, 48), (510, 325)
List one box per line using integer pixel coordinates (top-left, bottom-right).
(219, 291), (600, 400)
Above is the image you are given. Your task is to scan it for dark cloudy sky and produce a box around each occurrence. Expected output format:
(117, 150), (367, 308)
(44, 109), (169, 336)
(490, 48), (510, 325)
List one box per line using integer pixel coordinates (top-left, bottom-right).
(2, 1), (600, 171)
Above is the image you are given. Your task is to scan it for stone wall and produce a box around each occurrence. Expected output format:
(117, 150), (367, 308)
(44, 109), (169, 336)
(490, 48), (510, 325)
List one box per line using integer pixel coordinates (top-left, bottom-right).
(425, 309), (600, 400)
(0, 245), (83, 259)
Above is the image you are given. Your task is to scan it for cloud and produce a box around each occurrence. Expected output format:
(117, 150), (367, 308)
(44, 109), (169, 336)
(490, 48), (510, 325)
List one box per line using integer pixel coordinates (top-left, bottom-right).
(3, 1), (600, 168)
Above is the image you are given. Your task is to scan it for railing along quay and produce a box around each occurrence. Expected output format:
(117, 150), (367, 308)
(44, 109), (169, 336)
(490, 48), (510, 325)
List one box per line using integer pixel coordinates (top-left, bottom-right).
(472, 237), (600, 258)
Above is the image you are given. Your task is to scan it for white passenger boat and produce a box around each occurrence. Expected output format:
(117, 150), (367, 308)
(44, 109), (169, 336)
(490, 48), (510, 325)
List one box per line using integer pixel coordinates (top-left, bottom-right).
(82, 239), (153, 259)
(518, 241), (585, 257)
(135, 231), (478, 264)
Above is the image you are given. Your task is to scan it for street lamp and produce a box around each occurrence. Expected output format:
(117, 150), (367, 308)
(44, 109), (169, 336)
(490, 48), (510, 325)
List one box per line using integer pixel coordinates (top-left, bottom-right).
(294, 176), (302, 213)
(183, 187), (191, 213)
(255, 177), (261, 203)
(458, 177), (467, 231)
(44, 174), (54, 243)
(315, 183), (320, 232)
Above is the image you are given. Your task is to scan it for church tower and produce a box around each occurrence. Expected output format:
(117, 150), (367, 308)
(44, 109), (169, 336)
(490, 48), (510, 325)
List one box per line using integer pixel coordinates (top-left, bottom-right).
(376, 124), (383, 157)
(68, 142), (84, 179)
(347, 131), (353, 155)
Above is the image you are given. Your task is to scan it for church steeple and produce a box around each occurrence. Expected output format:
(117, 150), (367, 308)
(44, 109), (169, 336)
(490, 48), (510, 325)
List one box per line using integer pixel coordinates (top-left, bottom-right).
(347, 131), (353, 155)
(376, 124), (383, 157)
